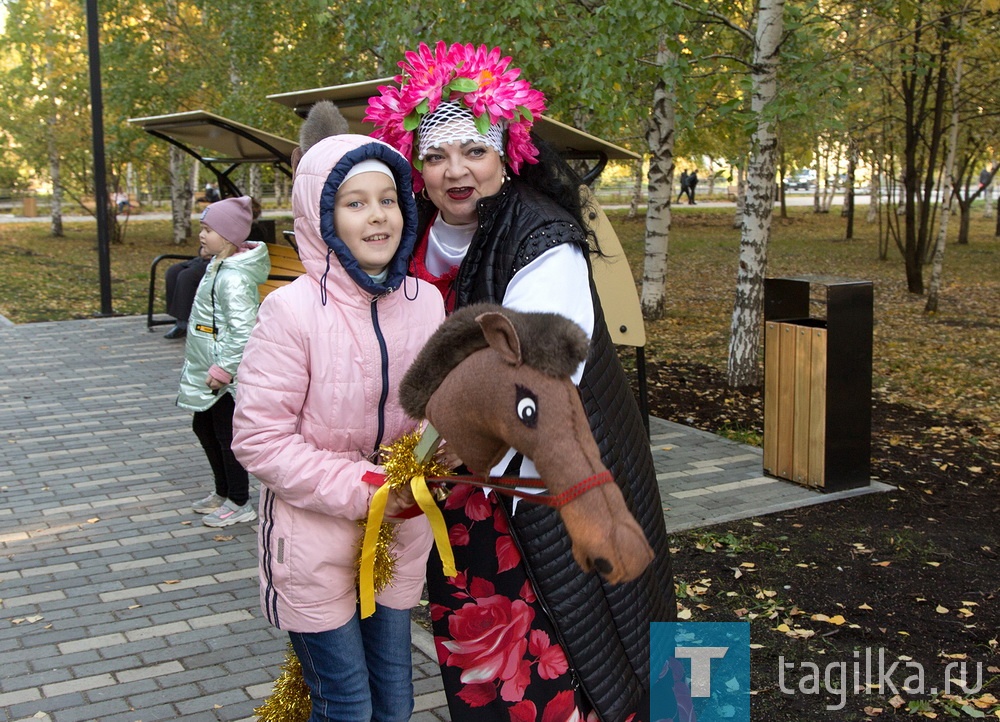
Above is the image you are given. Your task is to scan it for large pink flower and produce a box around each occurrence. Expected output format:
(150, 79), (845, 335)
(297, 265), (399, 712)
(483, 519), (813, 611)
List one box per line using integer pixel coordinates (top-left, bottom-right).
(443, 594), (535, 686)
(366, 41), (547, 192)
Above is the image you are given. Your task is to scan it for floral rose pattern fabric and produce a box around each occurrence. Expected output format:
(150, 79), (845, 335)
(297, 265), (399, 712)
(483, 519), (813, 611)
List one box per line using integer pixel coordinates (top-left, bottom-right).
(427, 486), (600, 721)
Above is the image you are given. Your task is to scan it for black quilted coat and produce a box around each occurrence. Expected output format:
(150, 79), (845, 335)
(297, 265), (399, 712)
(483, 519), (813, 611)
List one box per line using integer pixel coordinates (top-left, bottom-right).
(419, 181), (677, 722)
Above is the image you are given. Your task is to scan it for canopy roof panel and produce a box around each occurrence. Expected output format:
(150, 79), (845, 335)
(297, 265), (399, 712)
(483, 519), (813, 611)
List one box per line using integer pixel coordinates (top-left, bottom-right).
(128, 110), (297, 165)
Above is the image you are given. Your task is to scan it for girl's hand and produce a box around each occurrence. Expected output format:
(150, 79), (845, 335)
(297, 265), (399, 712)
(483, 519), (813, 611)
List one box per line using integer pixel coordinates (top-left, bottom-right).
(383, 487), (417, 522)
(206, 376), (225, 391)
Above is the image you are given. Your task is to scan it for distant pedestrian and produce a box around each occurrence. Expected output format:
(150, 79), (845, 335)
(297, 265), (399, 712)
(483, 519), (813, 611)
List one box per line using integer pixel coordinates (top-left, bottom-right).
(979, 168), (992, 190)
(176, 196), (270, 528)
(677, 169), (689, 203)
(687, 169), (699, 204)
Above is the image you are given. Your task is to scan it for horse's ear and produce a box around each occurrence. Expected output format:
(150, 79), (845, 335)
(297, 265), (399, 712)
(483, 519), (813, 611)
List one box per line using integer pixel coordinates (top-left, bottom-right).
(476, 311), (522, 366)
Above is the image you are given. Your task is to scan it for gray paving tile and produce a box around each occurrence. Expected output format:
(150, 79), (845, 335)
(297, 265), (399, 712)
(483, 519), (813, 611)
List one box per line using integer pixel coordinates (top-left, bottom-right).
(0, 316), (889, 720)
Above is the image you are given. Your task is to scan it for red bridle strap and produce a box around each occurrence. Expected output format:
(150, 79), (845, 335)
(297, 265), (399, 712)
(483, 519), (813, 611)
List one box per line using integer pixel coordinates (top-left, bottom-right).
(363, 470), (615, 508)
(427, 470), (614, 508)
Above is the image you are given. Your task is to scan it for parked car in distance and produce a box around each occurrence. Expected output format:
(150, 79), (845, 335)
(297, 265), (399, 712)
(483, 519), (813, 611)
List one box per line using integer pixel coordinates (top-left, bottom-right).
(783, 172), (813, 191)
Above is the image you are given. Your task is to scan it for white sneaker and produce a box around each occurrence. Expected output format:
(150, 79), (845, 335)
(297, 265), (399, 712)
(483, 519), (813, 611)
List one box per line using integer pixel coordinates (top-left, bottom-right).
(192, 493), (226, 514)
(203, 499), (257, 527)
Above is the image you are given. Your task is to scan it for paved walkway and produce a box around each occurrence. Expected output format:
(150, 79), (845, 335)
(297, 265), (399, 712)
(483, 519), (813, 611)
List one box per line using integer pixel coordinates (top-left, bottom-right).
(0, 317), (888, 721)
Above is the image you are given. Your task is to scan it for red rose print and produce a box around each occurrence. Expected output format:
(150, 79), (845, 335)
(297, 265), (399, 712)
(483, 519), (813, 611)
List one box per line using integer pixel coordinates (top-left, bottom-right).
(443, 594), (535, 686)
(465, 489), (492, 521)
(541, 690), (581, 722)
(496, 533), (521, 572)
(493, 504), (509, 533)
(449, 523), (470, 546)
(430, 603), (449, 621)
(520, 579), (537, 603)
(456, 681), (498, 708)
(468, 576), (495, 598)
(536, 642), (569, 680)
(501, 655), (533, 702)
(434, 636), (449, 664)
(528, 629), (550, 656)
(510, 700), (538, 722)
(445, 483), (475, 510)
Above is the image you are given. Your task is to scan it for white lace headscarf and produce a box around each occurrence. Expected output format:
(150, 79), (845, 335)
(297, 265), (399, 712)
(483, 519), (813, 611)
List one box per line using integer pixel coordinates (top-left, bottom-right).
(417, 101), (506, 161)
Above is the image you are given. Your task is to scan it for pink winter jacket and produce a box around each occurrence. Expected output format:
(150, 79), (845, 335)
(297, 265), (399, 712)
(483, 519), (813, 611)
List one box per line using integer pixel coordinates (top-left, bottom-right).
(232, 134), (445, 633)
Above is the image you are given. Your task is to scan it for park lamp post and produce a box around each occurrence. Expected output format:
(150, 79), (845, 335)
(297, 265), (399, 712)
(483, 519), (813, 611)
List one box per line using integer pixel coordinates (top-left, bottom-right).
(85, 0), (113, 317)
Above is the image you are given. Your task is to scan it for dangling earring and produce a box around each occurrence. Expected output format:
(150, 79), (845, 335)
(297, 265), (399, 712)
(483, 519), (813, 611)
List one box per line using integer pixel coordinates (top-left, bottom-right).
(502, 167), (510, 184)
(419, 188), (430, 201)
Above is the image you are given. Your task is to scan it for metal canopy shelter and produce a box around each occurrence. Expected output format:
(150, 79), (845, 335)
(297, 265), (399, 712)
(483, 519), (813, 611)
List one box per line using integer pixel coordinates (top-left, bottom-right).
(128, 110), (297, 199)
(267, 78), (639, 185)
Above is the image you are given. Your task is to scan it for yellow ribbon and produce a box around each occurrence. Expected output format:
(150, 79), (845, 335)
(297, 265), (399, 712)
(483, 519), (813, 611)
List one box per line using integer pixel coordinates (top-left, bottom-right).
(359, 474), (456, 619)
(411, 474), (456, 578)
(359, 484), (390, 619)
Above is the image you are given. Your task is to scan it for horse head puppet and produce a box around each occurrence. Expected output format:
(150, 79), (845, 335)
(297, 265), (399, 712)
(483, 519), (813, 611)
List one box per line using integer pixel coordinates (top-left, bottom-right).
(400, 303), (654, 584)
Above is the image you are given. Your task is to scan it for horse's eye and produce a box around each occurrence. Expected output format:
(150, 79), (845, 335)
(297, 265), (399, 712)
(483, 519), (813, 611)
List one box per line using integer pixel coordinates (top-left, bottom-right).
(515, 385), (538, 428)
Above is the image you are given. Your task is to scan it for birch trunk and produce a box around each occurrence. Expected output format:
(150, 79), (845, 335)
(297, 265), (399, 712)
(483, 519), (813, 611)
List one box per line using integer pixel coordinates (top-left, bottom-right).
(640, 42), (676, 321)
(249, 165), (262, 203)
(867, 172), (880, 223)
(733, 162), (746, 229)
(925, 47), (963, 314)
(47, 129), (63, 238)
(44, 38), (63, 237)
(170, 146), (192, 245)
(727, 0), (784, 389)
(628, 158), (644, 220)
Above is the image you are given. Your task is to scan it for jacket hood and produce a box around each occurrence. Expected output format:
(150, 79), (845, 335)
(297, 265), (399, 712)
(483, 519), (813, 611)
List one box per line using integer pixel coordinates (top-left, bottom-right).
(292, 134), (417, 298)
(218, 240), (271, 285)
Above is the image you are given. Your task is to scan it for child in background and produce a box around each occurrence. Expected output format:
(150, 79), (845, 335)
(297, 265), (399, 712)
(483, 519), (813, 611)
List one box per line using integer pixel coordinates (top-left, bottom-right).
(176, 195), (271, 528)
(231, 103), (445, 722)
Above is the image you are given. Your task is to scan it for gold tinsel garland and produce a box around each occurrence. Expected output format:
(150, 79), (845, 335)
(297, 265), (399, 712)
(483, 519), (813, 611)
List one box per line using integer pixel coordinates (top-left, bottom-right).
(254, 642), (312, 722)
(354, 431), (451, 597)
(255, 432), (451, 721)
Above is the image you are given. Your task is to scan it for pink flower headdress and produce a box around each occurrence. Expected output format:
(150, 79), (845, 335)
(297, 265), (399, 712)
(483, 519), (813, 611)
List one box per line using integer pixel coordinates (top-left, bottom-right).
(365, 41), (547, 192)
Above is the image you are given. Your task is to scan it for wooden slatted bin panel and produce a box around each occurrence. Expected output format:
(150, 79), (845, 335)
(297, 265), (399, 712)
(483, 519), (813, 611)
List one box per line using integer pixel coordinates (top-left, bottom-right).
(763, 321), (827, 488)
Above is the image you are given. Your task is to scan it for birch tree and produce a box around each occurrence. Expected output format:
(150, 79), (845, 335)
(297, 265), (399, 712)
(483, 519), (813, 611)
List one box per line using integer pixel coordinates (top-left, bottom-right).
(640, 40), (677, 320)
(925, 36), (964, 314)
(727, 0), (785, 388)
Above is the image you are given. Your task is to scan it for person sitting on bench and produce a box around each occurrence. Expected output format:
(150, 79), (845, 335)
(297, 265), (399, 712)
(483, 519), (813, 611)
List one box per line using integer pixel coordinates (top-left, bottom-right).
(163, 246), (211, 339)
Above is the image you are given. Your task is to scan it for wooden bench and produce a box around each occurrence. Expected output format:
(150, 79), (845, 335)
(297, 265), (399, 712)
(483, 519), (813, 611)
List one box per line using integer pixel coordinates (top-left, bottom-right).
(260, 241), (305, 299)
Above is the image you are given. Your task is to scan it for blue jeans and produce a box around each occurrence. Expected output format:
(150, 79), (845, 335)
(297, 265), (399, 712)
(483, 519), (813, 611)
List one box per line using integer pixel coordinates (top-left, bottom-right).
(288, 605), (413, 722)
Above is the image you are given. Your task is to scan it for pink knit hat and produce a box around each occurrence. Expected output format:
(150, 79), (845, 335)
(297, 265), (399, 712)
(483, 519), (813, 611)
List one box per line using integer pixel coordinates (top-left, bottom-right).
(200, 196), (253, 247)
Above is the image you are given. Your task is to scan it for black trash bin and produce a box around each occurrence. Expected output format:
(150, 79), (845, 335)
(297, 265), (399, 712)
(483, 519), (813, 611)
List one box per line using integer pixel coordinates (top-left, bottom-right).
(763, 276), (873, 491)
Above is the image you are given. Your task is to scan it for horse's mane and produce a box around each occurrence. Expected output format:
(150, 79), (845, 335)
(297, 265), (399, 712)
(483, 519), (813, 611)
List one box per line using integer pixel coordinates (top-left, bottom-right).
(400, 302), (589, 418)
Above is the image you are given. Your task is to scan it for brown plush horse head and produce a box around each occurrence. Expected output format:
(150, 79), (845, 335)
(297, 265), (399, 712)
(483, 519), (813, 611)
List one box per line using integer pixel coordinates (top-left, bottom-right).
(400, 303), (654, 584)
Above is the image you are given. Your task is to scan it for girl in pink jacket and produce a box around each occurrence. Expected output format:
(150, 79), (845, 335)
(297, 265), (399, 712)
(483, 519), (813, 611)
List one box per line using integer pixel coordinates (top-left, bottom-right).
(232, 104), (445, 722)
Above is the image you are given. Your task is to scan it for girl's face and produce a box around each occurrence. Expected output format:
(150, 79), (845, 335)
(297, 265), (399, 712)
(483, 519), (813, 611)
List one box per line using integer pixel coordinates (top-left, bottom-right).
(420, 141), (505, 225)
(334, 171), (403, 276)
(199, 227), (229, 257)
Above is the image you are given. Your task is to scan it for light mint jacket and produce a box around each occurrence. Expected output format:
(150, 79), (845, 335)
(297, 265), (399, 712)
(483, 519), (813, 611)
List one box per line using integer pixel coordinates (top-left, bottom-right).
(176, 241), (270, 412)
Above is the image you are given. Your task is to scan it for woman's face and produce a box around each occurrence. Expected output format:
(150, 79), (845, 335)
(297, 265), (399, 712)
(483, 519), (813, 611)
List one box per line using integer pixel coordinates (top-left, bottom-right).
(420, 141), (505, 225)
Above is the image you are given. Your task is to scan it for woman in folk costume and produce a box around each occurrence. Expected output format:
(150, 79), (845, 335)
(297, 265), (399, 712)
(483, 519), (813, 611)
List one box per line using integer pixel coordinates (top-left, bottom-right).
(366, 42), (676, 722)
